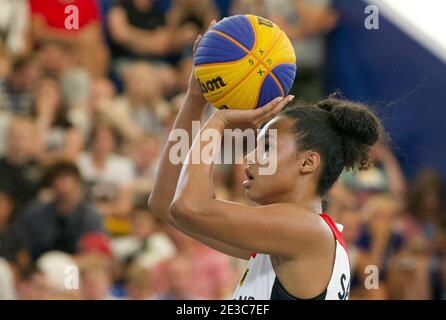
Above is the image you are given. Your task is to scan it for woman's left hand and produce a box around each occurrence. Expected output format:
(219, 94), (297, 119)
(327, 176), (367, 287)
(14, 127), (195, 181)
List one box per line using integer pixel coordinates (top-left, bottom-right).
(214, 95), (295, 130)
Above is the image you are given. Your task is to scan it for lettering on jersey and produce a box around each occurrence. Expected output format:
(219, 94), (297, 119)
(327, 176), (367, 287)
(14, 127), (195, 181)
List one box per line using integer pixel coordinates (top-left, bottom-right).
(235, 296), (255, 300)
(239, 268), (250, 287)
(337, 273), (350, 300)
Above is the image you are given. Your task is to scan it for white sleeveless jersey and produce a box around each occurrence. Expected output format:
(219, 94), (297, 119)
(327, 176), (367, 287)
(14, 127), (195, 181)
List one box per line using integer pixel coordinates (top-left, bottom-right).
(232, 213), (350, 300)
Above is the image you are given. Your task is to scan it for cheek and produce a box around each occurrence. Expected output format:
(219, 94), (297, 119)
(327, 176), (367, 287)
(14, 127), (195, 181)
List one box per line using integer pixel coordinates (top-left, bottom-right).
(274, 161), (298, 191)
(255, 152), (298, 193)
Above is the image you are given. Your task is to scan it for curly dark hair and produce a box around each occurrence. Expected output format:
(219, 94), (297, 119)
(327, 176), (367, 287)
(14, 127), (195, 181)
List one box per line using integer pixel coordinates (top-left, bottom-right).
(282, 96), (383, 195)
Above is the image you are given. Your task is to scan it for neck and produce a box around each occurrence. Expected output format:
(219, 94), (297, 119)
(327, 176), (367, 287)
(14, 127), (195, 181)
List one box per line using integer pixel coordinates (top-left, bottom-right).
(292, 191), (323, 214)
(261, 181), (322, 213)
(291, 177), (323, 213)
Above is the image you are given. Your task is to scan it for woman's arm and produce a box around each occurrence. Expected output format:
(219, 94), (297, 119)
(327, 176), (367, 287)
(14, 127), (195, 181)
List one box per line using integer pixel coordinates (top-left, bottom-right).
(170, 97), (331, 259)
(148, 34), (252, 260)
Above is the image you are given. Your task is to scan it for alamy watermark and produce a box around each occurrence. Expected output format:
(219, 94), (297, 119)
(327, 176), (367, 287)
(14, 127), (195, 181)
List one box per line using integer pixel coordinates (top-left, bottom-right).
(364, 264), (380, 290)
(168, 121), (278, 175)
(365, 4), (380, 30)
(64, 265), (79, 290)
(64, 5), (79, 30)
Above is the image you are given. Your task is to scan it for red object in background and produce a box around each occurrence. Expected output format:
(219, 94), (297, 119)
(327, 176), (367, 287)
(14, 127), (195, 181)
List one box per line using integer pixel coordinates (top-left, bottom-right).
(78, 232), (113, 258)
(29, 0), (100, 31)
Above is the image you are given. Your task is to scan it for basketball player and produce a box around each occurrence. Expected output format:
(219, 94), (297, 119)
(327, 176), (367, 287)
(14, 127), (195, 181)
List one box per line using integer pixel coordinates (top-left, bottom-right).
(148, 35), (382, 300)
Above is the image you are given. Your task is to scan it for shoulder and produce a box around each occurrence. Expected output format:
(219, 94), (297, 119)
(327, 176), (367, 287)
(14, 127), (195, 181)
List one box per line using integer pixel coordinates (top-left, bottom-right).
(21, 201), (53, 223)
(270, 203), (330, 233)
(78, 201), (101, 217)
(76, 201), (103, 227)
(268, 203), (335, 252)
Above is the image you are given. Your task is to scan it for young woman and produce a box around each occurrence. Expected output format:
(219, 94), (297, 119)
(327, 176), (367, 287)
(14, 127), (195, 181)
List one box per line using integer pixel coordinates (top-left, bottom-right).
(148, 35), (382, 300)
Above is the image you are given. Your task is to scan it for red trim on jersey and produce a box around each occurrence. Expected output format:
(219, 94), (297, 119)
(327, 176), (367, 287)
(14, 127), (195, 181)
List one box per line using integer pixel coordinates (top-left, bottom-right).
(251, 253), (257, 259)
(319, 213), (350, 259)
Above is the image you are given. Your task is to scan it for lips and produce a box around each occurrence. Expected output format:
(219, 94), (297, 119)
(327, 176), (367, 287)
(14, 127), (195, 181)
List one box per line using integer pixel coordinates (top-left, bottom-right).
(243, 168), (255, 188)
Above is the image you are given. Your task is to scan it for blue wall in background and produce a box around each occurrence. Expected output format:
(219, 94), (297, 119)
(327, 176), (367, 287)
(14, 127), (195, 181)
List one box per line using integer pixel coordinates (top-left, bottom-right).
(326, 0), (446, 181)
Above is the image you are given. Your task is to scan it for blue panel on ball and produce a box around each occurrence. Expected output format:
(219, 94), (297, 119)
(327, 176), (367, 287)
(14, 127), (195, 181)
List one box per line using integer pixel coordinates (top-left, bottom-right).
(194, 31), (247, 65)
(256, 74), (283, 108)
(211, 15), (255, 51)
(271, 63), (297, 95)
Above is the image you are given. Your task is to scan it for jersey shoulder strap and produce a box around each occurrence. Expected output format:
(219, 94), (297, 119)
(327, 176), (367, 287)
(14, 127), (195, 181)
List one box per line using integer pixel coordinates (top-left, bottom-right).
(319, 213), (349, 258)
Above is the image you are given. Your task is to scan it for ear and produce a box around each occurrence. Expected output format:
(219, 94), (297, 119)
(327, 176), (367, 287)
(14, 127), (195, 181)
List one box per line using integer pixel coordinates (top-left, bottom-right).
(299, 151), (321, 174)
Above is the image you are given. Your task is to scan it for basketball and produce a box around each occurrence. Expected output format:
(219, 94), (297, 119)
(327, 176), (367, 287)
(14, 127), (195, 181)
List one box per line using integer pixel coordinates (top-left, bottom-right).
(194, 14), (297, 110)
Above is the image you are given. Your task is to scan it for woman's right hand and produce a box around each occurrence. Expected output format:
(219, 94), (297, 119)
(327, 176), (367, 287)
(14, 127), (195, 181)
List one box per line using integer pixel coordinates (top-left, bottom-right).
(186, 20), (217, 103)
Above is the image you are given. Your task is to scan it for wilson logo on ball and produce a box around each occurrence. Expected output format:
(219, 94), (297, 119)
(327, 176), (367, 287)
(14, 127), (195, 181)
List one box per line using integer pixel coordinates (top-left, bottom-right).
(198, 76), (227, 94)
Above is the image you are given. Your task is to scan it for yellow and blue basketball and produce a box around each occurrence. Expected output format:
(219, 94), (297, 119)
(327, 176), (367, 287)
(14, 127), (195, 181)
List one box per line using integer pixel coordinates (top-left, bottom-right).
(194, 14), (297, 110)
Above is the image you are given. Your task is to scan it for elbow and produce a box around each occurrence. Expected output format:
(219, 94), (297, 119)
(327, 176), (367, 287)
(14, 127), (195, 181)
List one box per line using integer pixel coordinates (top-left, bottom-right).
(169, 197), (203, 229)
(147, 193), (162, 216)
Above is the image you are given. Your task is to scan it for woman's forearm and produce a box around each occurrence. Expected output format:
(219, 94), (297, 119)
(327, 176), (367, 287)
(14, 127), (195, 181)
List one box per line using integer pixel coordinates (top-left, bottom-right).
(173, 114), (225, 209)
(148, 94), (206, 223)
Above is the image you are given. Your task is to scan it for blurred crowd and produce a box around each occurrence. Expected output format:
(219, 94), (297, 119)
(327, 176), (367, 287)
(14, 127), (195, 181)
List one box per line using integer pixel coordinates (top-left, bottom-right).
(0, 0), (445, 300)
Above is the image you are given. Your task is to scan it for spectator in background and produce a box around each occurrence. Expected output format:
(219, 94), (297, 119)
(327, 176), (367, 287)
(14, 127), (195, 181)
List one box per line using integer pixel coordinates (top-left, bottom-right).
(167, 0), (218, 57)
(156, 255), (202, 300)
(166, 229), (235, 299)
(352, 194), (404, 299)
(108, 0), (172, 65)
(32, 75), (84, 165)
(76, 232), (126, 298)
(0, 117), (42, 211)
(342, 142), (407, 205)
(130, 135), (161, 201)
(36, 250), (80, 299)
(0, 0), (30, 57)
(77, 232), (113, 260)
(117, 62), (172, 135)
(89, 64), (171, 144)
(78, 254), (116, 300)
(400, 169), (446, 299)
(16, 266), (50, 300)
(37, 41), (91, 110)
(77, 122), (134, 234)
(29, 0), (109, 78)
(0, 56), (41, 115)
(20, 161), (103, 260)
(405, 169), (446, 242)
(167, 0), (218, 97)
(264, 0), (338, 102)
(230, 0), (268, 16)
(0, 189), (29, 269)
(108, 0), (177, 94)
(111, 206), (176, 269)
(327, 181), (362, 270)
(89, 77), (157, 144)
(124, 263), (154, 300)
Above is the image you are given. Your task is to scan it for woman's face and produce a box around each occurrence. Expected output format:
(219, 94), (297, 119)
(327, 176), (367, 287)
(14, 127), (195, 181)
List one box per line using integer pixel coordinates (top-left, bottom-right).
(243, 116), (302, 205)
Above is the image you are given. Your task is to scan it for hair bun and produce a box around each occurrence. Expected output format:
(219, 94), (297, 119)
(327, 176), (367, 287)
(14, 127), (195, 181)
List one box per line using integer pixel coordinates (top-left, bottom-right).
(316, 98), (380, 146)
